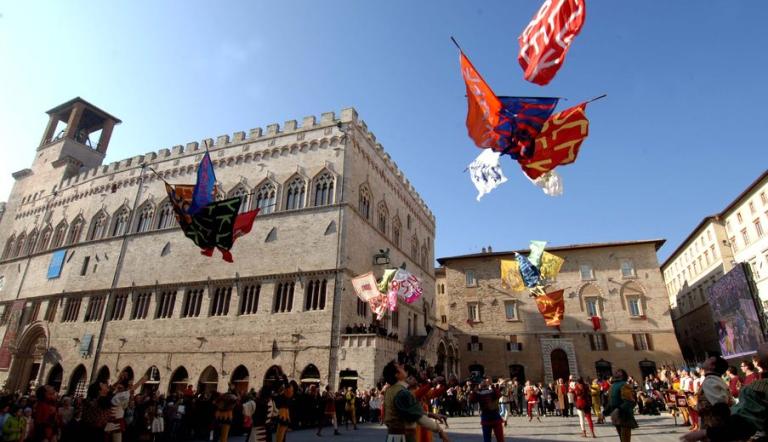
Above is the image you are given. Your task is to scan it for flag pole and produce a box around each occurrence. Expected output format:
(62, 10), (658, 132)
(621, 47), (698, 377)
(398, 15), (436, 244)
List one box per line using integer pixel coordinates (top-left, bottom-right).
(585, 94), (607, 104)
(450, 36), (463, 52)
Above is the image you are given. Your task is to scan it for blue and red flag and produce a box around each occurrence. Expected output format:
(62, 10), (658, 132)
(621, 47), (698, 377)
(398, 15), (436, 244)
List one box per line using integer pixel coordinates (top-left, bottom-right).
(189, 151), (217, 215)
(494, 97), (559, 159)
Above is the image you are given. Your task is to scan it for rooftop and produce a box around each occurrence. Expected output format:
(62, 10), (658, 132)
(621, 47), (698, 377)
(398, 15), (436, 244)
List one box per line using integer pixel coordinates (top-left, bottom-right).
(436, 239), (666, 265)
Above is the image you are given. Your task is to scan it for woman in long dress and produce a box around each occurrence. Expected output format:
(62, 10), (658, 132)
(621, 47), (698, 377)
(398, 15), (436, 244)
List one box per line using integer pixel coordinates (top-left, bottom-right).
(556, 379), (567, 417)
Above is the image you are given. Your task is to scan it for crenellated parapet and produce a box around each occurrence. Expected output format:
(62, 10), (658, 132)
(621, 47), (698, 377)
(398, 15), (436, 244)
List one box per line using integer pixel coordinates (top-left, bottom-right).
(10, 108), (435, 235)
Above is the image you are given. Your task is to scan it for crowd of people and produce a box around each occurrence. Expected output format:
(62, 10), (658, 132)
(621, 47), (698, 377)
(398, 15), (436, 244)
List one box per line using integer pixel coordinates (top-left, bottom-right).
(0, 344), (765, 442)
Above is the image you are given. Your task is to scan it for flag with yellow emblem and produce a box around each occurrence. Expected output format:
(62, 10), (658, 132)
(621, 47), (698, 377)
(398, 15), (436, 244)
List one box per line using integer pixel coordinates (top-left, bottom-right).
(535, 289), (565, 327)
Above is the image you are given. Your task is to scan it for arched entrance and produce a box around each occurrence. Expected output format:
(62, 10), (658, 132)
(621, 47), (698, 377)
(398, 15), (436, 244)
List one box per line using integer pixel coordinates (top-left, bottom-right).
(198, 366), (219, 394)
(263, 365), (284, 389)
(120, 366), (135, 383)
(68, 364), (88, 398)
(230, 365), (250, 394)
(96, 366), (110, 383)
(550, 349), (570, 382)
(436, 342), (447, 376)
(639, 360), (657, 380)
(468, 364), (485, 383)
(47, 364), (63, 392)
(169, 366), (190, 394)
(338, 369), (358, 391)
(6, 324), (48, 393)
(595, 359), (612, 380)
(300, 364), (320, 387)
(509, 364), (526, 383)
(141, 366), (160, 395)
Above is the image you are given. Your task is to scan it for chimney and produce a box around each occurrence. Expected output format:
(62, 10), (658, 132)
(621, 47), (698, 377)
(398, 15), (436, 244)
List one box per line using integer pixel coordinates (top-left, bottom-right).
(488, 245), (493, 253)
(481, 247), (487, 253)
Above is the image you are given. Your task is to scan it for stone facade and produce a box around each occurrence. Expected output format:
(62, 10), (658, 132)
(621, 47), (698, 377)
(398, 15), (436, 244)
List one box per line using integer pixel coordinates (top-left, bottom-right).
(0, 99), (451, 395)
(436, 240), (683, 383)
(661, 170), (768, 363)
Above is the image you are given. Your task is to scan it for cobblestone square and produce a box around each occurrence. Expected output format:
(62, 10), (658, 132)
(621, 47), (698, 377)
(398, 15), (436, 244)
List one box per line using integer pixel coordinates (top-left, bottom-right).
(232, 414), (688, 442)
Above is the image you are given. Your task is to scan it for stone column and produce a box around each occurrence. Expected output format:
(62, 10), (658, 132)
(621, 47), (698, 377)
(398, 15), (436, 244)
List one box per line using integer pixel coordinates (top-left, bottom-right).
(97, 119), (115, 153)
(39, 115), (59, 147)
(64, 103), (85, 140)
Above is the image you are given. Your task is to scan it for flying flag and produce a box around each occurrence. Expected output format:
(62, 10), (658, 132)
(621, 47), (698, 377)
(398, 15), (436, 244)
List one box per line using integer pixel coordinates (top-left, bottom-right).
(184, 197), (242, 262)
(520, 103), (589, 180)
(518, 0), (586, 85)
(352, 272), (380, 302)
(388, 269), (423, 304)
(189, 151), (217, 215)
(500, 259), (525, 292)
(460, 52), (503, 149)
(495, 96), (559, 158)
(539, 251), (565, 280)
(515, 253), (541, 288)
(535, 289), (565, 327)
(377, 268), (398, 293)
(468, 149), (508, 200)
(528, 240), (548, 268)
(528, 170), (564, 196)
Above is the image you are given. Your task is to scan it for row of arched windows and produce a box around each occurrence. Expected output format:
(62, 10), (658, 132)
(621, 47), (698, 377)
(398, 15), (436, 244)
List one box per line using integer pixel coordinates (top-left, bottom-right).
(1, 172), (337, 261)
(357, 183), (432, 268)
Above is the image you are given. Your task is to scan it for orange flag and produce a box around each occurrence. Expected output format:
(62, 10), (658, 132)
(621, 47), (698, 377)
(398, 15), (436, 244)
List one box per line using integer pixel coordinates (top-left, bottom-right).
(535, 289), (565, 327)
(519, 103), (589, 180)
(460, 52), (503, 149)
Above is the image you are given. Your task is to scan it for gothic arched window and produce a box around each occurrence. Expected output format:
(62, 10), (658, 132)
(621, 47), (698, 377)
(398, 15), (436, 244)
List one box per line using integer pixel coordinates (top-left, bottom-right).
(66, 217), (85, 245)
(135, 203), (154, 233)
(2, 235), (15, 260)
(89, 212), (108, 240)
(12, 232), (26, 258)
(359, 184), (371, 220)
(392, 216), (402, 248)
(228, 185), (252, 214)
(284, 176), (306, 211)
(24, 230), (38, 255)
(37, 227), (52, 252)
(112, 207), (130, 237)
(254, 181), (277, 215)
(156, 201), (175, 229)
(377, 202), (388, 235)
(313, 171), (335, 207)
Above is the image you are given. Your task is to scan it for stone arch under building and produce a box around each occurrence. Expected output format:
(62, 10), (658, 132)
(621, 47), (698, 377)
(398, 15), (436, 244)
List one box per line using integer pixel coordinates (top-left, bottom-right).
(198, 366), (219, 394)
(96, 366), (110, 383)
(299, 364), (320, 387)
(142, 366), (160, 395)
(47, 363), (63, 392)
(7, 323), (49, 394)
(263, 365), (284, 389)
(67, 364), (88, 398)
(436, 341), (447, 376)
(231, 365), (250, 394)
(120, 366), (135, 383)
(169, 366), (190, 394)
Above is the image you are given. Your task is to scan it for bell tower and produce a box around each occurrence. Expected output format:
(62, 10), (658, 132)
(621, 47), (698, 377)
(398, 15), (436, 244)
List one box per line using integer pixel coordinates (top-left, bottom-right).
(35, 97), (121, 175)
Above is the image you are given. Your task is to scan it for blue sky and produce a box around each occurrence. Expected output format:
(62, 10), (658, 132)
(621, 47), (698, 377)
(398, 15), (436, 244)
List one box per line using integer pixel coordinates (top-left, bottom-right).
(0, 1), (766, 263)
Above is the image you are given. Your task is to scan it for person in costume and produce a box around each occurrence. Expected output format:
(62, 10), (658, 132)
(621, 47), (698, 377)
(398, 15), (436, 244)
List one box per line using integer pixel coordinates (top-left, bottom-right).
(246, 384), (277, 442)
(382, 361), (449, 442)
(213, 388), (239, 442)
(574, 377), (596, 438)
(681, 343), (768, 442)
(343, 387), (357, 430)
(589, 378), (603, 424)
(524, 380), (541, 422)
(470, 378), (503, 442)
(608, 369), (637, 442)
(274, 380), (294, 442)
(316, 386), (340, 436)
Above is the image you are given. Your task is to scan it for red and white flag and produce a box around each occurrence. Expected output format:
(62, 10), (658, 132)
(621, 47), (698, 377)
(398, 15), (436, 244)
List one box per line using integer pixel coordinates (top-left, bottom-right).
(518, 0), (586, 86)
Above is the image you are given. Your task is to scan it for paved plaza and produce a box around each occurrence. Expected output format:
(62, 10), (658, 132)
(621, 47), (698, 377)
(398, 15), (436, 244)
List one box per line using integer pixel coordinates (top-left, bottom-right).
(231, 414), (688, 441)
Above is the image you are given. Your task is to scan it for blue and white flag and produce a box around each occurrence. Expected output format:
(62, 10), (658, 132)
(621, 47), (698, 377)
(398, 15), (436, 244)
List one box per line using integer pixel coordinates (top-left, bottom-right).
(468, 149), (508, 201)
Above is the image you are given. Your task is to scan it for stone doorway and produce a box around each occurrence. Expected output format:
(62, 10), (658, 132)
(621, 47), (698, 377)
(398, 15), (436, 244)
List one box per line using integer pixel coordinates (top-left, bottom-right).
(6, 324), (48, 394)
(550, 349), (570, 382)
(540, 338), (578, 384)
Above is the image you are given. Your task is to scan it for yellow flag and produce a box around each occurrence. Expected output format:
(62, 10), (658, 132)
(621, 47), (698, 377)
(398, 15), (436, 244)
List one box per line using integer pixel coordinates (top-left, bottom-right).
(500, 259), (525, 291)
(539, 252), (564, 280)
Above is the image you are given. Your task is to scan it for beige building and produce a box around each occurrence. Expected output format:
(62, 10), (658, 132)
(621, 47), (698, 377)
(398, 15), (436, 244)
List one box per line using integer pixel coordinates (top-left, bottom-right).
(0, 98), (453, 396)
(662, 170), (768, 363)
(436, 240), (683, 383)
